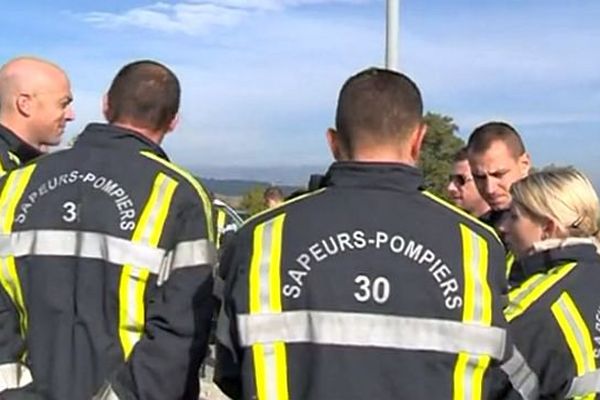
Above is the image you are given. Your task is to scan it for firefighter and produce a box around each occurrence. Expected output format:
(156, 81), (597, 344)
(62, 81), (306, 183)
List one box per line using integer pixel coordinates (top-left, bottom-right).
(0, 56), (74, 173)
(214, 68), (524, 399)
(502, 167), (600, 398)
(0, 60), (215, 399)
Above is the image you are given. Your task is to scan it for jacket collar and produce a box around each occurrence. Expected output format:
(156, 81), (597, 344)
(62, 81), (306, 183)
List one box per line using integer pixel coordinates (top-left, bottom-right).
(0, 123), (42, 164)
(73, 123), (169, 160)
(511, 238), (600, 282)
(318, 161), (424, 192)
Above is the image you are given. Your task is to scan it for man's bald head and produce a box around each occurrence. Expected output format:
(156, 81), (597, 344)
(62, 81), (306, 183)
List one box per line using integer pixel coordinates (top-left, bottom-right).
(0, 56), (74, 147)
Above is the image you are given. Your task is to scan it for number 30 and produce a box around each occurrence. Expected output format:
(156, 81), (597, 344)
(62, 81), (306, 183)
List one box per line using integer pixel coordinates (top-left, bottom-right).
(354, 275), (390, 304)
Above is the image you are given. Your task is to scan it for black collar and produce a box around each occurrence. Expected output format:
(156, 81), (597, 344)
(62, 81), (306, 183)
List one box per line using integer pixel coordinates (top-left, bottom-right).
(0, 124), (42, 164)
(318, 161), (424, 192)
(73, 123), (169, 160)
(510, 243), (600, 283)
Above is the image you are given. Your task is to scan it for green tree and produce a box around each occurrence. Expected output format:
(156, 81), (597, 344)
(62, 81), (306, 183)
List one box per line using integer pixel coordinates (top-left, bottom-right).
(419, 112), (465, 197)
(240, 186), (268, 216)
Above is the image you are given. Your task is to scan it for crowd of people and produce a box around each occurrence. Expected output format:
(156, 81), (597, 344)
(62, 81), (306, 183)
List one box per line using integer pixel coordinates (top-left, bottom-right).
(0, 55), (598, 400)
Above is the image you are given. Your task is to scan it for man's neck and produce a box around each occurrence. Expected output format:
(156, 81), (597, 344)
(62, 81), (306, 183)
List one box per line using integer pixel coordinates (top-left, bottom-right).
(346, 148), (416, 165)
(112, 122), (164, 145)
(473, 204), (492, 219)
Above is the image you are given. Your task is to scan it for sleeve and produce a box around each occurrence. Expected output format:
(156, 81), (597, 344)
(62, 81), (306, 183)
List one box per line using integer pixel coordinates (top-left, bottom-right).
(501, 308), (573, 399)
(481, 237), (519, 399)
(94, 200), (217, 400)
(0, 285), (32, 393)
(213, 233), (245, 400)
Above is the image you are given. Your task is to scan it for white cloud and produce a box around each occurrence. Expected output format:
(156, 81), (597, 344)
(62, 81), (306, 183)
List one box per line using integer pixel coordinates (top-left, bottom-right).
(78, 0), (372, 35)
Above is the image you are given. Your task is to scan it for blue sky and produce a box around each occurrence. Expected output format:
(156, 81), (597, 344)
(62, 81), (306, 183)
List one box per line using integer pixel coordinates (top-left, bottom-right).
(1, 0), (598, 185)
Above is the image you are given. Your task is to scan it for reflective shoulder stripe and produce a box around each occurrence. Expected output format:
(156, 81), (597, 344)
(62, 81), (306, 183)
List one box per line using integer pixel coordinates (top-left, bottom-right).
(0, 362), (33, 391)
(422, 190), (502, 244)
(501, 347), (539, 400)
(568, 369), (600, 398)
(0, 165), (36, 340)
(551, 291), (597, 399)
(242, 188), (326, 229)
(140, 151), (215, 244)
(249, 214), (289, 400)
(454, 224), (493, 400)
(505, 262), (577, 322)
(119, 172), (178, 359)
(237, 311), (507, 359)
(92, 383), (121, 400)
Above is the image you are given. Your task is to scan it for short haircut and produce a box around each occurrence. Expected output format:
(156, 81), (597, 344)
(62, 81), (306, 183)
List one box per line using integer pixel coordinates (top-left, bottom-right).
(106, 60), (180, 132)
(452, 146), (469, 163)
(264, 186), (284, 201)
(467, 122), (526, 158)
(335, 68), (423, 155)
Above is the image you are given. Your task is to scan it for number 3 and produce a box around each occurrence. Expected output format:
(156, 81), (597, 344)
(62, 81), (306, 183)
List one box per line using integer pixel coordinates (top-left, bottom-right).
(62, 201), (78, 223)
(354, 275), (390, 304)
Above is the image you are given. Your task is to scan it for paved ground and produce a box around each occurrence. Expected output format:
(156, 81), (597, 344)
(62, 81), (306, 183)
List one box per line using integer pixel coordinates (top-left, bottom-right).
(200, 346), (230, 400)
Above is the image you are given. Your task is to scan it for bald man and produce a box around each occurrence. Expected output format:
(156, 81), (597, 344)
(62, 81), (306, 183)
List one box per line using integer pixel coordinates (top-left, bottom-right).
(0, 56), (74, 174)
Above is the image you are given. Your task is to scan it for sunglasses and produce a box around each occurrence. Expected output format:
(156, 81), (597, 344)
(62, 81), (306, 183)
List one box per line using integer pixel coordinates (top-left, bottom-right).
(449, 174), (472, 187)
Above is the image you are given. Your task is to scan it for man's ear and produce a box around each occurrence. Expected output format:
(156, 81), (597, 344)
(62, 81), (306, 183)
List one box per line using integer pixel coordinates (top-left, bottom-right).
(519, 152), (531, 177)
(409, 122), (428, 163)
(102, 94), (110, 121)
(326, 128), (345, 161)
(16, 93), (33, 117)
(167, 113), (180, 133)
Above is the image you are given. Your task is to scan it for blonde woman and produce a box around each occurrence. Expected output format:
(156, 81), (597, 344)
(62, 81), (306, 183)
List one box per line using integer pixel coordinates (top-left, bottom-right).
(501, 166), (600, 399)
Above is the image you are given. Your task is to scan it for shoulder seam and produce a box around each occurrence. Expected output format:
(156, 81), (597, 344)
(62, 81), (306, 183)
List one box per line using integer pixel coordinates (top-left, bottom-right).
(241, 188), (327, 228)
(421, 190), (502, 244)
(140, 151), (215, 243)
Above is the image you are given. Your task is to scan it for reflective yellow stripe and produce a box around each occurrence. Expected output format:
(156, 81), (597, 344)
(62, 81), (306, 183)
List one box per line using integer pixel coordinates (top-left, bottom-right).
(249, 214), (289, 400)
(505, 262), (576, 322)
(454, 224), (491, 400)
(506, 251), (515, 280)
(552, 292), (597, 400)
(118, 173), (178, 358)
(422, 191), (502, 244)
(217, 209), (227, 245)
(0, 165), (36, 339)
(140, 151), (214, 243)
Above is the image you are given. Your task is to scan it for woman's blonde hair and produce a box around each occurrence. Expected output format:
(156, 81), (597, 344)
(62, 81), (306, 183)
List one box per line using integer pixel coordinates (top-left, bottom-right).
(511, 166), (600, 241)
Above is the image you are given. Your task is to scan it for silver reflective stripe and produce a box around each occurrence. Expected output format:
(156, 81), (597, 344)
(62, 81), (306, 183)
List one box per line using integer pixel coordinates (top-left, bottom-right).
(0, 362), (33, 392)
(567, 369), (600, 397)
(237, 311), (507, 359)
(255, 218), (279, 400)
(167, 239), (216, 270)
(0, 230), (165, 274)
(501, 347), (539, 400)
(92, 383), (121, 400)
(466, 228), (484, 323)
(136, 175), (173, 245)
(158, 239), (216, 285)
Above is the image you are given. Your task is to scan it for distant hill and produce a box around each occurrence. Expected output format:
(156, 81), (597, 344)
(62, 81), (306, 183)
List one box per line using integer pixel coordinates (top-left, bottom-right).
(190, 165), (328, 187)
(200, 177), (300, 197)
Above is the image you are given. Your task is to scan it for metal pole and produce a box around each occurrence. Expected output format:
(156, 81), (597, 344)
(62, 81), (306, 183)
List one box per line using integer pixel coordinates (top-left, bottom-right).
(385, 0), (400, 70)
